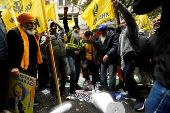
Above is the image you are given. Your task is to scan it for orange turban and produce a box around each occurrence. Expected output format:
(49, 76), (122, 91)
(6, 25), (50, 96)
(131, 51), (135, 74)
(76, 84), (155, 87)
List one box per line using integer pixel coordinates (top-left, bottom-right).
(17, 12), (34, 24)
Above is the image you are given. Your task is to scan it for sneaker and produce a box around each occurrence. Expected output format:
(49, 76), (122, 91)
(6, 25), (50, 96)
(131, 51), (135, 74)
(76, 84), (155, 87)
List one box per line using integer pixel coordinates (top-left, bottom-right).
(34, 99), (40, 105)
(110, 91), (115, 97)
(70, 89), (76, 94)
(134, 100), (145, 111)
(50, 95), (57, 101)
(61, 91), (69, 97)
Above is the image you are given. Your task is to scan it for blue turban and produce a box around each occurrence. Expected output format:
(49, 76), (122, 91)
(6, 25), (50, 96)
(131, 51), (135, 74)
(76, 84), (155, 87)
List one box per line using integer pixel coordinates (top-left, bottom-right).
(98, 24), (108, 31)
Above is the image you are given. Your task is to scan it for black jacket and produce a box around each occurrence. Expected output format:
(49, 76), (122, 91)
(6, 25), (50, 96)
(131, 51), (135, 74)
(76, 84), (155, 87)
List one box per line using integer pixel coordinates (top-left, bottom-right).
(6, 27), (38, 72)
(93, 30), (119, 64)
(133, 0), (170, 89)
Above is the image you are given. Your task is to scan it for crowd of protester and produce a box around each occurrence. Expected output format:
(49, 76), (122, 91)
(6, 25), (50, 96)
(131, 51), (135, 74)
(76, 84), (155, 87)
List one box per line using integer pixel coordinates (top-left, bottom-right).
(0, 0), (169, 112)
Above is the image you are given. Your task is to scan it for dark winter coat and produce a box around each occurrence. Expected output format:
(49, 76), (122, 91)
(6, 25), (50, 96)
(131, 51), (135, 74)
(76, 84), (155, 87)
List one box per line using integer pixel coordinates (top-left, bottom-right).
(93, 30), (119, 64)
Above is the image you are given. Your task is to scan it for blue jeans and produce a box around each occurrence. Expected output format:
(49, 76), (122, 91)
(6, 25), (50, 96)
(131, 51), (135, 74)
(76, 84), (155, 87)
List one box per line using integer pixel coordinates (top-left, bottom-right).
(100, 63), (116, 91)
(68, 55), (81, 90)
(50, 56), (68, 95)
(145, 81), (170, 113)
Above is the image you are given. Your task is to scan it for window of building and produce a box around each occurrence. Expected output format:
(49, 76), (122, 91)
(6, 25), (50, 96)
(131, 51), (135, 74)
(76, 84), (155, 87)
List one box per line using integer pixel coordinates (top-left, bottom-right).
(59, 0), (63, 6)
(65, 0), (71, 6)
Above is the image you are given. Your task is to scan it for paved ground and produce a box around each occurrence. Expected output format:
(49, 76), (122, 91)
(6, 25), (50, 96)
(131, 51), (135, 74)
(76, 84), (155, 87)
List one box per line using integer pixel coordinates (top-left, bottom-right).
(33, 75), (151, 113)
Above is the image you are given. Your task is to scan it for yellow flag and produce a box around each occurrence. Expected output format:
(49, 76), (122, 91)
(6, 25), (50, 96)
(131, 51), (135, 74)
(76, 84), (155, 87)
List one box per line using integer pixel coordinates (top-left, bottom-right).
(0, 0), (12, 11)
(11, 0), (33, 16)
(46, 3), (57, 21)
(57, 20), (75, 30)
(135, 14), (153, 31)
(2, 0), (48, 33)
(2, 0), (33, 31)
(30, 0), (48, 33)
(81, 0), (115, 30)
(1, 9), (16, 31)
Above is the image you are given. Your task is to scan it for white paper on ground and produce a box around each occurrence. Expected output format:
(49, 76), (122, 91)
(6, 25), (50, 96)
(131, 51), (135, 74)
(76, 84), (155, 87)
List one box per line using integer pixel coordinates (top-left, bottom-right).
(90, 93), (125, 113)
(41, 89), (50, 95)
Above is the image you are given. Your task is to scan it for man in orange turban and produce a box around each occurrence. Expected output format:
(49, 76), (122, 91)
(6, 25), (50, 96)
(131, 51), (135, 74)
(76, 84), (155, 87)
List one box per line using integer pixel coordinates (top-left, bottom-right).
(6, 12), (50, 105)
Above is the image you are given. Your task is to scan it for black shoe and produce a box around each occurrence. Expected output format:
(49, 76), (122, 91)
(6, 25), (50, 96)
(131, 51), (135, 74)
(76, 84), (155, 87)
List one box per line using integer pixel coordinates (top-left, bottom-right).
(70, 89), (75, 94)
(50, 95), (57, 101)
(75, 84), (82, 90)
(61, 91), (69, 97)
(34, 99), (40, 105)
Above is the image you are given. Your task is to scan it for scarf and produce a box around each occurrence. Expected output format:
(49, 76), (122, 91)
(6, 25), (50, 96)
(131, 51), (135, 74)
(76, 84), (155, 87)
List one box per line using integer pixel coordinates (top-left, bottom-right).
(17, 24), (43, 70)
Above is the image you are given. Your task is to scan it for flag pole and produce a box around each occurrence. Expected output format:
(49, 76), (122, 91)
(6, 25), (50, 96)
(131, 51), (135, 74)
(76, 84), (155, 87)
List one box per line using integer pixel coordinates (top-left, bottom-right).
(41, 0), (62, 105)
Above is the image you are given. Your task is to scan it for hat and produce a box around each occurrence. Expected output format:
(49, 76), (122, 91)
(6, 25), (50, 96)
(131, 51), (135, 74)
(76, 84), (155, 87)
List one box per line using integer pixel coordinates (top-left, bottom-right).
(98, 24), (108, 31)
(17, 12), (34, 24)
(73, 25), (80, 30)
(95, 31), (101, 35)
(85, 31), (93, 37)
(50, 22), (56, 28)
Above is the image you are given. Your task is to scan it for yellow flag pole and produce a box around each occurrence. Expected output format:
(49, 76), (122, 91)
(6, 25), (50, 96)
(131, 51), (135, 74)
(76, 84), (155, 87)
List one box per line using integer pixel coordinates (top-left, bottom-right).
(41, 0), (62, 106)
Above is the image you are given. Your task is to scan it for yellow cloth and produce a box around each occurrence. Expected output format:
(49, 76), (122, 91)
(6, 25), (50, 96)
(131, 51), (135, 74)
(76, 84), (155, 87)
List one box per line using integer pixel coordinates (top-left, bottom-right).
(17, 24), (43, 70)
(81, 0), (115, 30)
(17, 12), (35, 24)
(45, 3), (57, 21)
(135, 14), (153, 31)
(85, 43), (96, 62)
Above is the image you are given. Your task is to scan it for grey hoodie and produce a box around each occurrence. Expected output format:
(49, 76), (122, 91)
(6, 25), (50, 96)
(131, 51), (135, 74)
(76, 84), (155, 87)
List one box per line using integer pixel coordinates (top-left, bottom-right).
(40, 23), (66, 58)
(116, 2), (139, 69)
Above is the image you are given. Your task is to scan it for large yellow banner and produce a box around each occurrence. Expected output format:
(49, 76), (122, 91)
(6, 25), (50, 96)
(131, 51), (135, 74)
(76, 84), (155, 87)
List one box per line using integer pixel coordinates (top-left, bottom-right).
(135, 14), (153, 31)
(1, 0), (33, 32)
(81, 0), (115, 30)
(2, 0), (48, 33)
(30, 0), (48, 33)
(46, 3), (57, 22)
(5, 73), (36, 113)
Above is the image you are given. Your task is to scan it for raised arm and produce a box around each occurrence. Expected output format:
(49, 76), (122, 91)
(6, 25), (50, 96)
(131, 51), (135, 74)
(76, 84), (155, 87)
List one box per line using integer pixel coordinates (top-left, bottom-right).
(113, 0), (139, 54)
(63, 7), (69, 33)
(133, 0), (162, 15)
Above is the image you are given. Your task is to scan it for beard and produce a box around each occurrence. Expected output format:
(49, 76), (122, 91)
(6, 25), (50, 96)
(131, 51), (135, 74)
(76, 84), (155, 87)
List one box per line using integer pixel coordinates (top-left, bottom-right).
(22, 23), (35, 35)
(72, 30), (80, 42)
(153, 23), (160, 30)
